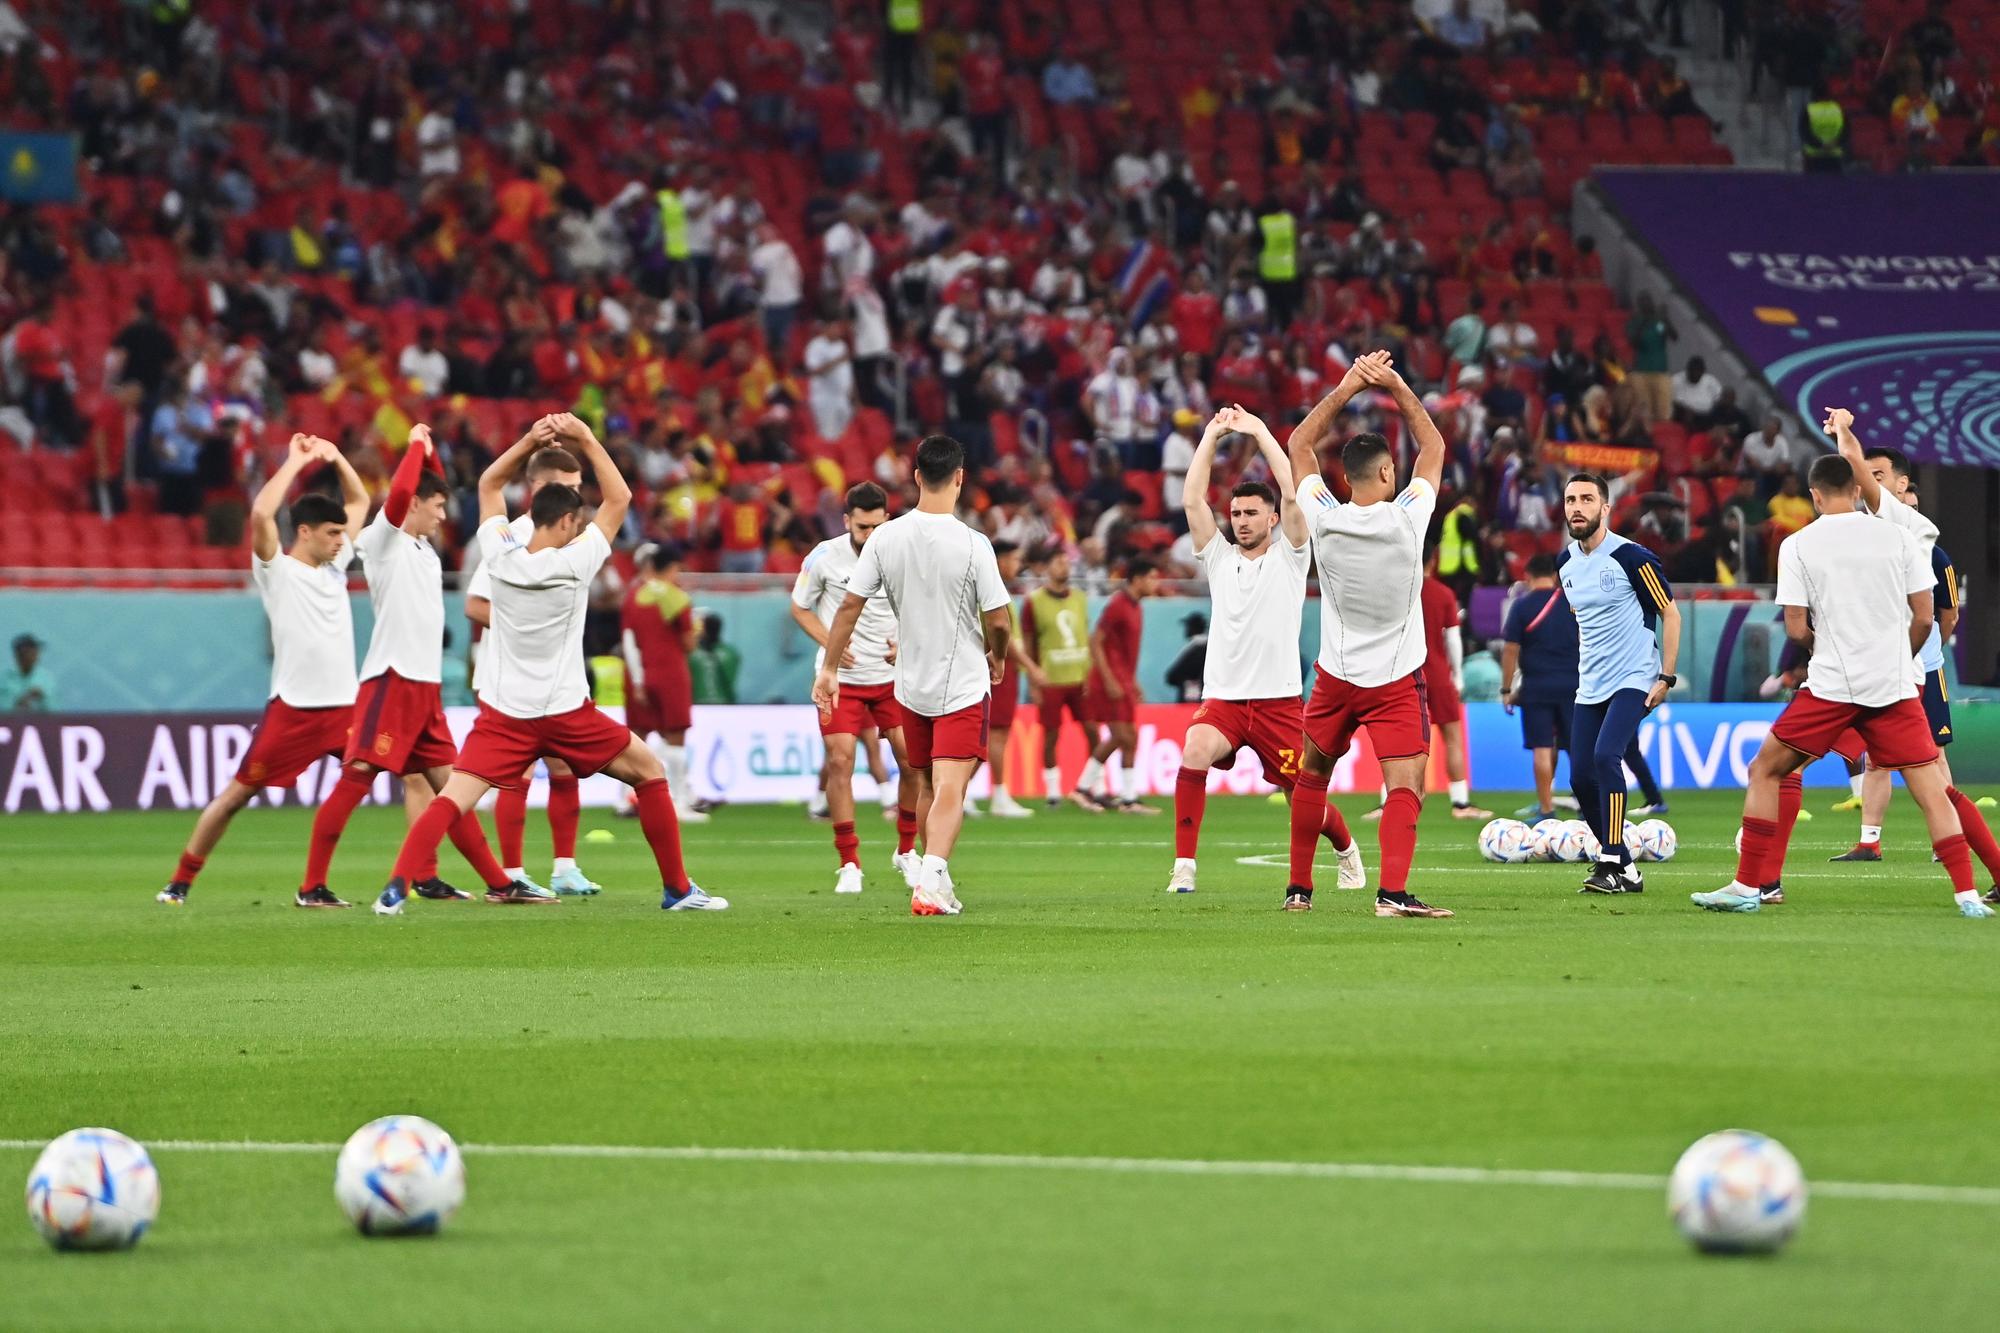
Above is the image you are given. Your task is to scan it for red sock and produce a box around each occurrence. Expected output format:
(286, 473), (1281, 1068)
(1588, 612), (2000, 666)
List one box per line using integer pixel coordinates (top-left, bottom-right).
(1320, 799), (1353, 851)
(1767, 772), (1804, 877)
(547, 773), (580, 859)
(634, 777), (688, 890)
(1935, 833), (1975, 896)
(1378, 787), (1421, 892)
(1174, 767), (1208, 859)
(1288, 770), (1329, 889)
(896, 806), (918, 856)
(302, 771), (371, 890)
(447, 809), (511, 889)
(495, 785), (528, 867)
(833, 819), (860, 867)
(393, 795), (465, 883)
(1735, 814), (1778, 887)
(1946, 788), (2000, 884)
(173, 851), (206, 886)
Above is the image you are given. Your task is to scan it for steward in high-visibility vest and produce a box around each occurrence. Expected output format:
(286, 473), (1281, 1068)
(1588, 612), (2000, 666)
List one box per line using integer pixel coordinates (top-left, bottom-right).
(588, 654), (627, 707)
(1802, 98), (1845, 173)
(1437, 498), (1480, 580)
(888, 0), (921, 33)
(656, 188), (689, 261)
(1256, 209), (1297, 282)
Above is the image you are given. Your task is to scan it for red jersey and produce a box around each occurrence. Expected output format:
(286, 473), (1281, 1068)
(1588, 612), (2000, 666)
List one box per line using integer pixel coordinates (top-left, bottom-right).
(1093, 589), (1143, 690)
(1169, 290), (1222, 357)
(622, 577), (693, 695)
(1420, 576), (1459, 679)
(961, 48), (1006, 116)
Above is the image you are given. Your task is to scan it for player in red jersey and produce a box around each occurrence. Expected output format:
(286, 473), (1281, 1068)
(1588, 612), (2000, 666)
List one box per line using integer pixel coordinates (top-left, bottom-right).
(1167, 406), (1363, 895)
(375, 414), (725, 915)
(1420, 544), (1494, 821)
(294, 423), (522, 907)
(158, 435), (368, 906)
(1078, 557), (1163, 814)
(623, 541), (709, 826)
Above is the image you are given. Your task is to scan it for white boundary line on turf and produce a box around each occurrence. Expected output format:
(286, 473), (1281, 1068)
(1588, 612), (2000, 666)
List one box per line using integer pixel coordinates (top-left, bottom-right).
(1, 1138), (1995, 1207)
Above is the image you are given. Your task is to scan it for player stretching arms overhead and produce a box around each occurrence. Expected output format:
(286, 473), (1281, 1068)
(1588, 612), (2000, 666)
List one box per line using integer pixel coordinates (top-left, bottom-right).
(158, 435), (368, 906)
(464, 445), (609, 891)
(1167, 406), (1362, 895)
(791, 481), (923, 895)
(1078, 557), (1163, 814)
(1285, 351), (1452, 918)
(298, 424), (524, 907)
(375, 414), (725, 915)
(1692, 449), (1990, 918)
(814, 434), (1012, 916)
(1557, 472), (1681, 895)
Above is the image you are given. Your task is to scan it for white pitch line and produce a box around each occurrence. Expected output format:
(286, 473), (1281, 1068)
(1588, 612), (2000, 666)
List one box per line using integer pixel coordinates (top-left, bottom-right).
(1, 1139), (1995, 1206)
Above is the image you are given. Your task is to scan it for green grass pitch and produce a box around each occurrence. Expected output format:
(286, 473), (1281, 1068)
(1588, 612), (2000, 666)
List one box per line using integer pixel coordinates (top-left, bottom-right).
(3, 790), (1998, 1331)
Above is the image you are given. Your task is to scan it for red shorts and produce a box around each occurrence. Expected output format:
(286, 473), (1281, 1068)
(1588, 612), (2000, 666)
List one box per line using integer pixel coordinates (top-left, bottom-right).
(1084, 678), (1136, 726)
(1037, 682), (1089, 733)
(821, 680), (904, 737)
(453, 700), (634, 791)
(626, 677), (692, 737)
(1772, 689), (1938, 770)
(1422, 668), (1464, 726)
(1302, 666), (1431, 763)
(991, 664), (1020, 730)
(902, 697), (991, 768)
(1829, 726), (1866, 766)
(236, 698), (353, 788)
(1190, 696), (1306, 789)
(343, 671), (457, 775)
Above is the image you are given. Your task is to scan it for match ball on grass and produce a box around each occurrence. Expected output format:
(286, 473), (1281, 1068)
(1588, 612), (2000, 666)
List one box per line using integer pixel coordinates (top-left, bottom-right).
(25, 1127), (160, 1251)
(1636, 819), (1678, 862)
(1565, 820), (1601, 861)
(335, 1116), (465, 1237)
(1478, 818), (1535, 863)
(1528, 818), (1566, 861)
(1668, 1129), (1806, 1255)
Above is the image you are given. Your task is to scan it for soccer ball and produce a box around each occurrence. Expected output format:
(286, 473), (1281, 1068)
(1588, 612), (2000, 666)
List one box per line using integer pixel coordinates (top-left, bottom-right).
(1527, 818), (1567, 861)
(335, 1116), (466, 1237)
(1622, 821), (1644, 859)
(1636, 819), (1679, 862)
(1478, 818), (1535, 863)
(1544, 822), (1588, 862)
(24, 1128), (160, 1251)
(1668, 1129), (1807, 1254)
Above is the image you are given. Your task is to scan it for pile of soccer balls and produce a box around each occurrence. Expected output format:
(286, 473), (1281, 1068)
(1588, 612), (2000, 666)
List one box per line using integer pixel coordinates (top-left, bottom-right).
(1478, 816), (1678, 864)
(23, 1115), (464, 1251)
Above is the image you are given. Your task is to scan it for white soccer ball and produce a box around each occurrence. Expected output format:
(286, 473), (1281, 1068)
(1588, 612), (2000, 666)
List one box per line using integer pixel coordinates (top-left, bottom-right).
(335, 1116), (465, 1237)
(25, 1128), (160, 1251)
(1478, 818), (1535, 863)
(1527, 818), (1567, 861)
(1623, 821), (1644, 859)
(1637, 819), (1679, 862)
(1668, 1129), (1807, 1254)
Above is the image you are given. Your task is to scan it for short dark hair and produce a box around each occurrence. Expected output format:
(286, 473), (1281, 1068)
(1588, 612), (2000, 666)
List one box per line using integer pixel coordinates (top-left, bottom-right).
(844, 481), (888, 513)
(992, 538), (1021, 558)
(914, 434), (965, 487)
(1525, 552), (1558, 578)
(291, 494), (346, 529)
(1341, 432), (1392, 482)
(414, 471), (450, 502)
(643, 540), (686, 571)
(527, 446), (583, 483)
(530, 482), (584, 528)
(1808, 454), (1856, 493)
(1566, 471), (1610, 500)
(1862, 446), (1911, 480)
(1230, 480), (1277, 507)
(1126, 555), (1159, 580)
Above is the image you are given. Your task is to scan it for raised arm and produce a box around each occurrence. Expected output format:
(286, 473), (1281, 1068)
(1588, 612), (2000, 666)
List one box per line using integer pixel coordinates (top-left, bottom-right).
(1222, 405), (1305, 546)
(1180, 411), (1232, 552)
(317, 438), (370, 539)
(479, 419), (551, 526)
(383, 423), (433, 528)
(250, 434), (320, 562)
(1357, 354), (1445, 495)
(1822, 407), (1881, 512)
(1287, 351), (1386, 496)
(554, 412), (630, 541)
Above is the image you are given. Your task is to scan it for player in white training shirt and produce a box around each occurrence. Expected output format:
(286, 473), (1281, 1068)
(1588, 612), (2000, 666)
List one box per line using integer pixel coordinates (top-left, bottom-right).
(158, 434), (367, 906)
(815, 434), (1012, 916)
(1285, 350), (1453, 918)
(376, 414), (725, 915)
(1166, 404), (1363, 896)
(792, 481), (922, 895)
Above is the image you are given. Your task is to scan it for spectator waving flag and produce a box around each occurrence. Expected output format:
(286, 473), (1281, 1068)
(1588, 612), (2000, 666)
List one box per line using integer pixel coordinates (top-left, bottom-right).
(1113, 237), (1176, 333)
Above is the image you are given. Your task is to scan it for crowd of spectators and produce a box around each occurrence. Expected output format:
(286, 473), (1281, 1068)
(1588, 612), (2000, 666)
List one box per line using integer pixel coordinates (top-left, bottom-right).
(0, 0), (1864, 593)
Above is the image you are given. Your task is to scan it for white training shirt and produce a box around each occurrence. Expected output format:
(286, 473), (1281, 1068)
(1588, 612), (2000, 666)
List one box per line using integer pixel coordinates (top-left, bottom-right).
(355, 508), (443, 684)
(846, 509), (1009, 717)
(1195, 530), (1309, 700)
(465, 513), (533, 691)
(473, 516), (612, 720)
(1775, 510), (1931, 707)
(1862, 488), (1938, 557)
(793, 535), (897, 687)
(252, 540), (359, 708)
(1297, 474), (1437, 687)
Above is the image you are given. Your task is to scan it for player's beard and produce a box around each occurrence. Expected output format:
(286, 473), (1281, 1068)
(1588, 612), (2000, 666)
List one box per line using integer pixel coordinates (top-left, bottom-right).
(1566, 513), (1601, 542)
(1236, 526), (1270, 555)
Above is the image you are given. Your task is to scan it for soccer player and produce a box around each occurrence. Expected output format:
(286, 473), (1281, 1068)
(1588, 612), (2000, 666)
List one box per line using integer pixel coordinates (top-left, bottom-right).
(813, 434), (1012, 916)
(375, 414), (725, 915)
(1557, 472), (1681, 895)
(1285, 350), (1453, 918)
(158, 435), (368, 906)
(623, 542), (709, 825)
(1167, 406), (1362, 895)
(464, 445), (602, 894)
(1021, 548), (1099, 811)
(1420, 543), (1494, 821)
(1692, 450), (1990, 918)
(791, 481), (922, 894)
(1078, 557), (1163, 814)
(974, 538), (1036, 819)
(297, 424), (524, 907)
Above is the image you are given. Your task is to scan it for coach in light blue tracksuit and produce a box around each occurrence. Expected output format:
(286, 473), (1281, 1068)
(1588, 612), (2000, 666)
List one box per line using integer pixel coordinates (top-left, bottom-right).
(1555, 473), (1681, 895)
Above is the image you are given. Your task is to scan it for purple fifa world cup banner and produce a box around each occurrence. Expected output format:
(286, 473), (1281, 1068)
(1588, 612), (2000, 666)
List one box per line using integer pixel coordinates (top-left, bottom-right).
(1594, 170), (2000, 468)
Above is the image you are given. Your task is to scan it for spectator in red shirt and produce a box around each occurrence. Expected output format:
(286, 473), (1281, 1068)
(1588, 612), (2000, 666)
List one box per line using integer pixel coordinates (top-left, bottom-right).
(716, 482), (768, 573)
(13, 296), (82, 448)
(1078, 557), (1163, 811)
(744, 13), (803, 136)
(961, 33), (1009, 171)
(1168, 267), (1223, 358)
